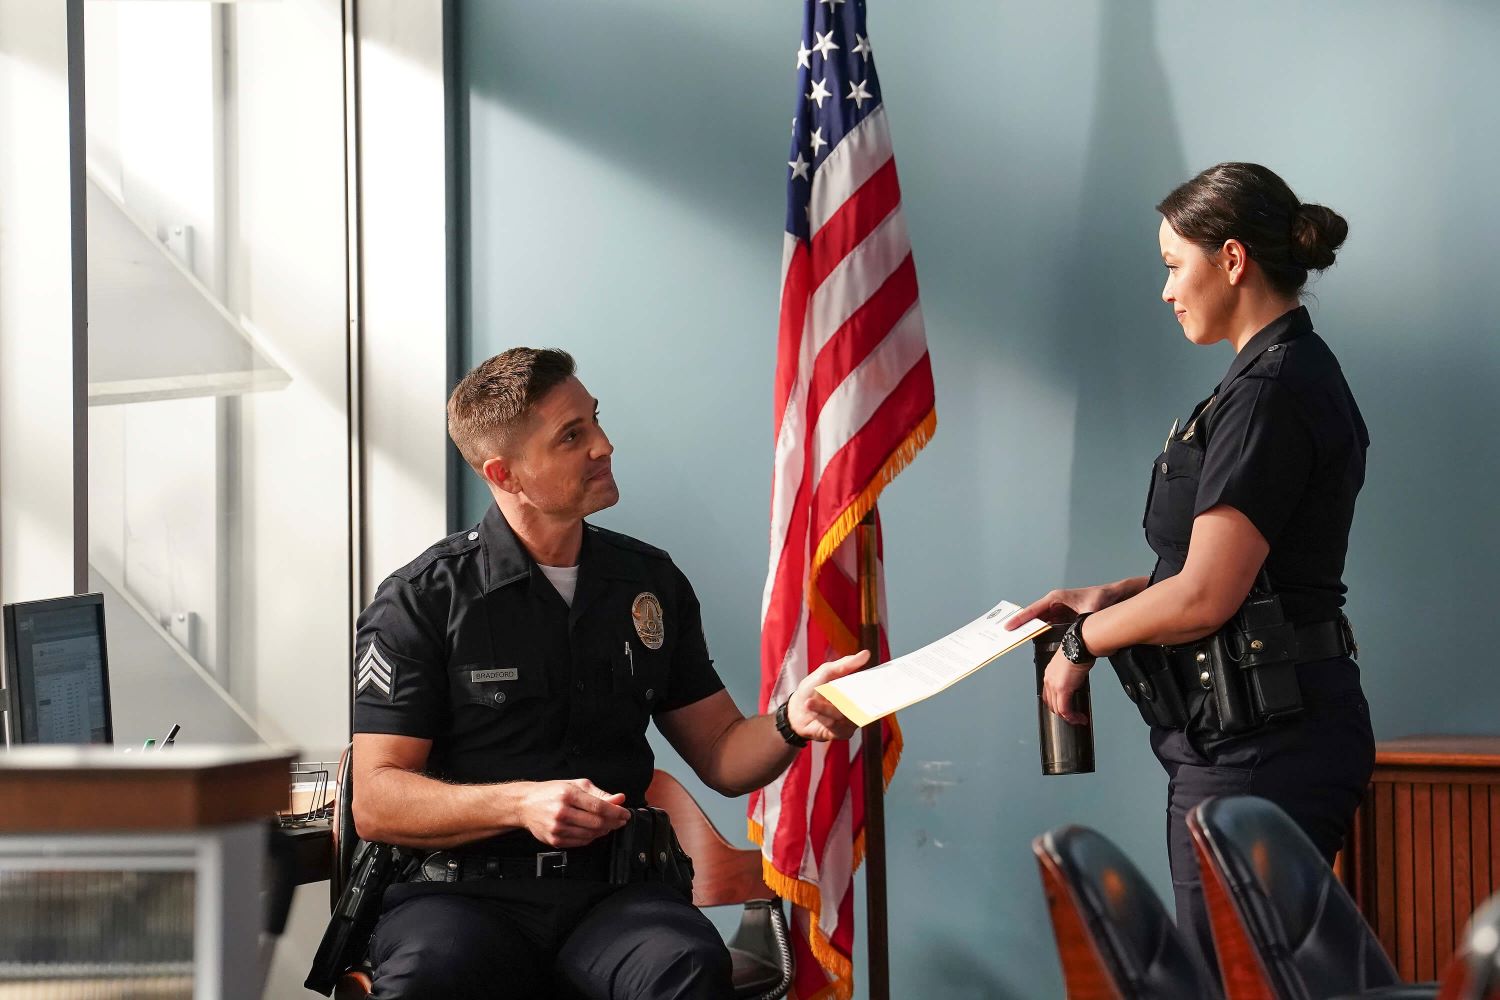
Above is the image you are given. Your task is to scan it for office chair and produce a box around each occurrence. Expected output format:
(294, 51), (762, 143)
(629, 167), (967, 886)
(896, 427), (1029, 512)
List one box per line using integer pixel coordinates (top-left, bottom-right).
(1032, 824), (1218, 999)
(326, 754), (792, 1000)
(1188, 795), (1435, 1000)
(645, 770), (794, 1000)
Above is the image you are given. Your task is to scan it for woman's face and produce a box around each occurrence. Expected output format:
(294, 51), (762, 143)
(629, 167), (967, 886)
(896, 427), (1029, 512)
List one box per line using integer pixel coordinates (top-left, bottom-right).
(1159, 218), (1234, 346)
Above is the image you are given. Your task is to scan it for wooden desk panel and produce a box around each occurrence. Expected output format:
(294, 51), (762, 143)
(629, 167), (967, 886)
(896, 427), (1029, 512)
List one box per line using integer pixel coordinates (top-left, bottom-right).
(1342, 736), (1500, 982)
(0, 745), (295, 831)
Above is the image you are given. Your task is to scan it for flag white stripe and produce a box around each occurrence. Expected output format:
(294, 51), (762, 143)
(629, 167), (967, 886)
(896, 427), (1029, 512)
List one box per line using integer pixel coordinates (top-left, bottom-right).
(807, 208), (911, 359)
(811, 304), (928, 485)
(763, 210), (912, 628)
(797, 737), (831, 882)
(762, 391), (809, 626)
(810, 106), (894, 236)
(816, 788), (856, 937)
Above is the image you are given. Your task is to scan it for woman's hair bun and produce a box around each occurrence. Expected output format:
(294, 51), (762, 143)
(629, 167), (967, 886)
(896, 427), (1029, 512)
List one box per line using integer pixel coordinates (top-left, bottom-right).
(1291, 203), (1348, 271)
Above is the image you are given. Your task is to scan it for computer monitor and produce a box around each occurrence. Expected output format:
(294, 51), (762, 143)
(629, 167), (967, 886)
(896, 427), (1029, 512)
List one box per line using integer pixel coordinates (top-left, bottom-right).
(2, 593), (113, 746)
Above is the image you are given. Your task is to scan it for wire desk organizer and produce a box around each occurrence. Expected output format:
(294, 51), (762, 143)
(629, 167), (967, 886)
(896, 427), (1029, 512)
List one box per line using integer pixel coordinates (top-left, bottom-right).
(280, 760), (339, 828)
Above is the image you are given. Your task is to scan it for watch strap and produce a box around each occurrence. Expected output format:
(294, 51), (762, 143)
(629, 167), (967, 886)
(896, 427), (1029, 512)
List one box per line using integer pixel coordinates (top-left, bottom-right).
(775, 699), (810, 749)
(1064, 612), (1096, 663)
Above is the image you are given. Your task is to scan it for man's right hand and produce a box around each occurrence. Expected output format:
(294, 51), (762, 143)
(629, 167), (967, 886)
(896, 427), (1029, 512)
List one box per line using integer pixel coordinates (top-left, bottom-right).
(515, 778), (631, 848)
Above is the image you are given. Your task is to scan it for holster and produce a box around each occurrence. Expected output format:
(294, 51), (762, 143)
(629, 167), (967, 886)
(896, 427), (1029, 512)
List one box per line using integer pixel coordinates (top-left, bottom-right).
(607, 806), (695, 900)
(1210, 590), (1303, 733)
(304, 840), (401, 996)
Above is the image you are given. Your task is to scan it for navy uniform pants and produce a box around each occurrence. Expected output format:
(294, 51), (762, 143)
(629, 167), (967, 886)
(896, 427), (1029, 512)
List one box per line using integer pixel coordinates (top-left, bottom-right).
(1151, 656), (1375, 975)
(367, 879), (732, 1000)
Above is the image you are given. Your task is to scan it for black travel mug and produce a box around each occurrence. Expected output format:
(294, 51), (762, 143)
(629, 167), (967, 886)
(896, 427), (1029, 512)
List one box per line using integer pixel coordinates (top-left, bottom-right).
(1033, 627), (1095, 776)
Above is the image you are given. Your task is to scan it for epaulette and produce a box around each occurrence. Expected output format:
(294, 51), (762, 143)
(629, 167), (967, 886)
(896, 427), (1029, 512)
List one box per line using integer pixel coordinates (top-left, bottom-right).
(390, 527), (482, 582)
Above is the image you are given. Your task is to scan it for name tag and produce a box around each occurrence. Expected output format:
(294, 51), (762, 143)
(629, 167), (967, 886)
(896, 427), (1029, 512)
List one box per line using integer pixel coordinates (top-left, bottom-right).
(470, 668), (518, 683)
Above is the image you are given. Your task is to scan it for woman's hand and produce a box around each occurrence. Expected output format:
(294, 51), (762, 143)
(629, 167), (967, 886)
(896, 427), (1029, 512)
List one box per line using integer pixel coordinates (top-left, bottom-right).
(1042, 647), (1092, 725)
(1007, 580), (1143, 629)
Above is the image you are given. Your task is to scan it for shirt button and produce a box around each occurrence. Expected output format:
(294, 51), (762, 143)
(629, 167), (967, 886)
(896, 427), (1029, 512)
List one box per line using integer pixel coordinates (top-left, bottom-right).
(575, 680), (585, 693)
(1160, 462), (1169, 474)
(491, 691), (507, 705)
(570, 744), (583, 756)
(468, 531), (479, 540)
(645, 688), (655, 701)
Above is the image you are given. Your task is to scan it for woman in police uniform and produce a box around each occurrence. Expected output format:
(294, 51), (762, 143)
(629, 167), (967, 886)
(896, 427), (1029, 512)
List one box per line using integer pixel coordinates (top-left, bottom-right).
(1012, 162), (1372, 967)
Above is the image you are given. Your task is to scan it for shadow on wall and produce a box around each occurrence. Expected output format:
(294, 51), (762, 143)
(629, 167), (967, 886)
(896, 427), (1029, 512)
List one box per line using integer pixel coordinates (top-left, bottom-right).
(457, 2), (786, 251)
(1057, 0), (1214, 589)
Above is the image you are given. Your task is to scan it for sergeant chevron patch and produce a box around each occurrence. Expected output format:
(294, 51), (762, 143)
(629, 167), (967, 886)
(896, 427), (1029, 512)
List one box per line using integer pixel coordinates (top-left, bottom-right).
(356, 641), (395, 701)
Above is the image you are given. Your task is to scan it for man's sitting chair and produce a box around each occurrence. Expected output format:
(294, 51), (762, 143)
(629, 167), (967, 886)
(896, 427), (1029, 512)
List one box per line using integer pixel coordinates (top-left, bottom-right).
(323, 751), (792, 1000)
(645, 769), (793, 1000)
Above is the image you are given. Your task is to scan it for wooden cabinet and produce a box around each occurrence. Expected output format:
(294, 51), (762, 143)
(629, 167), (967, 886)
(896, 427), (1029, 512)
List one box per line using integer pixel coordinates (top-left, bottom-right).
(1340, 735), (1500, 981)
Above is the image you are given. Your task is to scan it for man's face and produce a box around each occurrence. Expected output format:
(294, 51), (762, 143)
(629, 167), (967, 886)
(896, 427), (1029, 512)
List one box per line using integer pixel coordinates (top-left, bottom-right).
(501, 376), (618, 520)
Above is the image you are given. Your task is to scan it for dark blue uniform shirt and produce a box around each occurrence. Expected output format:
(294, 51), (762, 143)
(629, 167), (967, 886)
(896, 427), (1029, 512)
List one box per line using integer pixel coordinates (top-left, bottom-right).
(1144, 306), (1370, 625)
(353, 504), (725, 852)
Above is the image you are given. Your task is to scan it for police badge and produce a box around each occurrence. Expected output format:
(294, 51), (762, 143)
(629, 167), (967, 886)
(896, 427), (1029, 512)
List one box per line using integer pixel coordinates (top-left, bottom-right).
(631, 592), (665, 650)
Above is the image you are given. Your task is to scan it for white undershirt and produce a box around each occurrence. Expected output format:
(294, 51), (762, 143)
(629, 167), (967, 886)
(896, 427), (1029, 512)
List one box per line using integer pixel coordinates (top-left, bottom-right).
(538, 563), (579, 607)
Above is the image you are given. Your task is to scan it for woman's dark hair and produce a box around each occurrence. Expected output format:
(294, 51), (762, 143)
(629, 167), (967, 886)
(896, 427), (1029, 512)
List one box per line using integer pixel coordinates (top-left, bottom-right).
(1156, 162), (1348, 297)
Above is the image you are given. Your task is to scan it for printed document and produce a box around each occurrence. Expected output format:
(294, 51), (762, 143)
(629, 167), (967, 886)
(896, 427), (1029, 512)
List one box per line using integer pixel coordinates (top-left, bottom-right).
(817, 600), (1052, 727)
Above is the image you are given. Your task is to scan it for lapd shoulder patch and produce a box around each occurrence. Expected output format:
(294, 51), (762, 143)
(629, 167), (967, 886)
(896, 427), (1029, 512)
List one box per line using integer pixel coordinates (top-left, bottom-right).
(356, 641), (396, 701)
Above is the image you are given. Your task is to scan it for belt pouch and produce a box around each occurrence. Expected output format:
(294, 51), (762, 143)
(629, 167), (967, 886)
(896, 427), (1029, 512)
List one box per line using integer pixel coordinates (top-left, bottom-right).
(1234, 593), (1303, 723)
(608, 815), (639, 885)
(1204, 633), (1258, 735)
(656, 809), (695, 900)
(1108, 644), (1189, 729)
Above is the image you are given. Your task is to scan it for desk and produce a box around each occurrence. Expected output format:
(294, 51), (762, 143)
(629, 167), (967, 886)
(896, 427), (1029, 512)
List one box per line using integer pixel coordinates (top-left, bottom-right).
(1341, 735), (1500, 981)
(0, 745), (295, 1000)
(282, 819), (333, 886)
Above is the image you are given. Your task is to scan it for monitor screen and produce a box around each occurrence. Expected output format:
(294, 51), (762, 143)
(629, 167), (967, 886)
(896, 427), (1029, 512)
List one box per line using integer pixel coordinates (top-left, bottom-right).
(2, 594), (113, 745)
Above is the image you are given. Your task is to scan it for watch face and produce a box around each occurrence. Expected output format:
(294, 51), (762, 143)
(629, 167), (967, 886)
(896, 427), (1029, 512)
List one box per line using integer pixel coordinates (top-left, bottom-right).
(1062, 624), (1084, 662)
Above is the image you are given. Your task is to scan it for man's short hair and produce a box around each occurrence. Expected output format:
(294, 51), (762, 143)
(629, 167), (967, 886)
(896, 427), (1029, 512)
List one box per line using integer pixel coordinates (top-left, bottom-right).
(447, 348), (577, 472)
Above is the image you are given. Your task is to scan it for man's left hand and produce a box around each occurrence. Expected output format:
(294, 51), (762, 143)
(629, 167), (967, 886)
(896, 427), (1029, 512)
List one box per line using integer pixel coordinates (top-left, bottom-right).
(787, 649), (871, 742)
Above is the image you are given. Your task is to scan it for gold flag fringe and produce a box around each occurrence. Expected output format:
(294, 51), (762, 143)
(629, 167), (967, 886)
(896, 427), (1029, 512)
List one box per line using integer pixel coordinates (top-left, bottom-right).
(806, 406), (937, 613)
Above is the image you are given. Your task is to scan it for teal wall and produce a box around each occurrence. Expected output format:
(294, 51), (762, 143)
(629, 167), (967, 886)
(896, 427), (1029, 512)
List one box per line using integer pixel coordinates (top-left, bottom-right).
(454, 2), (1500, 995)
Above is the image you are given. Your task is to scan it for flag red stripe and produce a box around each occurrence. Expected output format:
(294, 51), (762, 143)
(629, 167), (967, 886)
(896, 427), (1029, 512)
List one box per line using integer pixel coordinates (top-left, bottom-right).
(772, 241), (813, 440)
(769, 741), (813, 874)
(760, 476), (812, 692)
(810, 354), (935, 530)
(803, 254), (920, 433)
(765, 254), (919, 686)
(809, 157), (901, 291)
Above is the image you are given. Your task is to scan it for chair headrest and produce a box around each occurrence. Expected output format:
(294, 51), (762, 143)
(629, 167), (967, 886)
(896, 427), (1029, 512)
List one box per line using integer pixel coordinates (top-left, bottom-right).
(1193, 795), (1332, 942)
(1041, 825), (1213, 996)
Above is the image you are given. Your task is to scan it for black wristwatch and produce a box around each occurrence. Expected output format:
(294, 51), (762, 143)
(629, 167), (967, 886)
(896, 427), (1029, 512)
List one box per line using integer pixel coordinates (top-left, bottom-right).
(1061, 613), (1096, 665)
(775, 699), (810, 749)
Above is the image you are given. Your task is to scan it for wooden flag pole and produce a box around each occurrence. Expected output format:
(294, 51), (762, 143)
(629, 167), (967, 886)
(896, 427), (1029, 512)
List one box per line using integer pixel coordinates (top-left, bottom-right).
(857, 507), (891, 1000)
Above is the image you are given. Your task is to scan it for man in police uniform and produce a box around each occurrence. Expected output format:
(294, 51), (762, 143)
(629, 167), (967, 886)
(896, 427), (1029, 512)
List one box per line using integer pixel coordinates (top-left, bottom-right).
(352, 348), (869, 999)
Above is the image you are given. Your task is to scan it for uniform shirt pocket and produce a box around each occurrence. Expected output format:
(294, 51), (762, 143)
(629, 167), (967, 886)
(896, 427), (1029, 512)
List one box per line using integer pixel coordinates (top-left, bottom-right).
(455, 659), (550, 711)
(1144, 438), (1206, 548)
(612, 639), (669, 713)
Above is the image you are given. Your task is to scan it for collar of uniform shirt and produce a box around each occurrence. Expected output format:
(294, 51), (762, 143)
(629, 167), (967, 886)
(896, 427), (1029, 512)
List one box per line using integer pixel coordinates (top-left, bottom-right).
(1217, 304), (1314, 395)
(477, 503), (640, 595)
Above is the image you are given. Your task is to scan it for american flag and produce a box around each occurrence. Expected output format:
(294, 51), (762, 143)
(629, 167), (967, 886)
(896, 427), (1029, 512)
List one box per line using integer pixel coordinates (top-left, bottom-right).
(747, 0), (935, 996)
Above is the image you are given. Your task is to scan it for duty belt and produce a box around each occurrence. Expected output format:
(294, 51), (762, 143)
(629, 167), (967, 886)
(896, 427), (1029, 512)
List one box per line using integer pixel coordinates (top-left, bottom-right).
(413, 848), (611, 884)
(1165, 615), (1356, 692)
